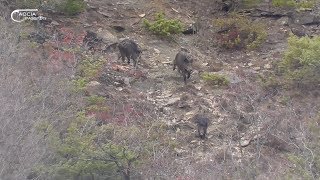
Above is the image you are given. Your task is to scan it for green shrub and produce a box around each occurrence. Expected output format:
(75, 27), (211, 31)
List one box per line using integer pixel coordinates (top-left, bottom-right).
(286, 153), (314, 179)
(79, 56), (105, 80)
(85, 95), (108, 113)
(60, 0), (86, 16)
(37, 111), (139, 180)
(272, 0), (315, 8)
(201, 72), (230, 86)
(242, 0), (262, 8)
(143, 12), (183, 37)
(15, 0), (85, 16)
(72, 55), (105, 93)
(85, 105), (108, 112)
(72, 77), (88, 92)
(214, 15), (267, 50)
(258, 73), (281, 90)
(279, 35), (320, 89)
(86, 95), (106, 105)
(15, 0), (48, 8)
(272, 0), (296, 7)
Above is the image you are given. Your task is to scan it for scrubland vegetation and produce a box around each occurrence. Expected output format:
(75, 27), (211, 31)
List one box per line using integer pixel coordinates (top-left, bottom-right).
(1, 0), (319, 179)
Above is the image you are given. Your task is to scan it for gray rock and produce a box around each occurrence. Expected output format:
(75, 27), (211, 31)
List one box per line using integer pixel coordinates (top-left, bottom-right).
(190, 140), (197, 144)
(51, 20), (59, 26)
(123, 77), (131, 87)
(184, 109), (199, 121)
(83, 23), (92, 28)
(87, 81), (101, 87)
(86, 3), (99, 10)
(290, 25), (308, 37)
(174, 148), (187, 156)
(97, 11), (111, 17)
(253, 67), (261, 71)
(277, 17), (289, 26)
(240, 139), (251, 147)
(164, 97), (181, 107)
(194, 85), (202, 90)
(294, 12), (320, 25)
(119, 37), (127, 41)
(154, 48), (161, 54)
(264, 64), (272, 69)
(160, 107), (172, 115)
(96, 29), (117, 44)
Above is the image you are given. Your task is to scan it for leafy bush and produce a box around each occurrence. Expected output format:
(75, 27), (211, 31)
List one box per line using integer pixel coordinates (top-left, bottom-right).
(79, 56), (105, 79)
(15, 0), (55, 8)
(72, 56), (105, 92)
(279, 35), (320, 89)
(72, 77), (88, 92)
(86, 95), (106, 105)
(201, 72), (230, 86)
(59, 0), (86, 16)
(272, 0), (296, 7)
(272, 0), (315, 8)
(15, 0), (85, 16)
(143, 12), (183, 37)
(258, 73), (281, 90)
(35, 111), (179, 179)
(85, 105), (108, 112)
(242, 0), (262, 8)
(214, 15), (267, 50)
(36, 111), (140, 180)
(85, 95), (108, 113)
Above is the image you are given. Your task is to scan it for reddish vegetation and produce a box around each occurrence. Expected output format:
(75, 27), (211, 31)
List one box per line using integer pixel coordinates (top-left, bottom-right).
(59, 27), (86, 46)
(217, 28), (242, 49)
(45, 27), (86, 72)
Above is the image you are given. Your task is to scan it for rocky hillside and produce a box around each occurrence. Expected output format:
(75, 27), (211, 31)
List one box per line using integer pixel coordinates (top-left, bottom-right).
(0, 0), (320, 179)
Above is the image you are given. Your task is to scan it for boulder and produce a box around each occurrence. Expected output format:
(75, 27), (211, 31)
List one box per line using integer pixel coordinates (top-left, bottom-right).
(293, 11), (320, 25)
(240, 138), (251, 147)
(163, 97), (181, 107)
(277, 17), (289, 26)
(96, 29), (117, 44)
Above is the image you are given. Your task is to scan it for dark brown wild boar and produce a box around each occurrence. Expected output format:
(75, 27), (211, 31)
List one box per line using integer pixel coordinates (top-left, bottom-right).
(173, 49), (194, 84)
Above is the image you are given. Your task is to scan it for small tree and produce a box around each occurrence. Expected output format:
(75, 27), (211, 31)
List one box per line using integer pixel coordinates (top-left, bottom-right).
(279, 35), (320, 89)
(201, 72), (230, 87)
(37, 111), (141, 180)
(143, 12), (183, 37)
(59, 0), (86, 16)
